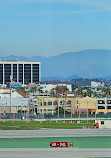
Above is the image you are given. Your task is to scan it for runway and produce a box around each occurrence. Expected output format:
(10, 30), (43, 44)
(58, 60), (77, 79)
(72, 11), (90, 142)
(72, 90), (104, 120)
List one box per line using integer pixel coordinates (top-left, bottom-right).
(0, 129), (111, 157)
(0, 148), (111, 158)
(0, 129), (111, 138)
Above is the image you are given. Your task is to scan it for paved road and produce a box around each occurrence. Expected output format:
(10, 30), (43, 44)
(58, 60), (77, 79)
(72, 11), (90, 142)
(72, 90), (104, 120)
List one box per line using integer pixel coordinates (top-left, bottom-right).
(0, 129), (111, 138)
(0, 148), (111, 158)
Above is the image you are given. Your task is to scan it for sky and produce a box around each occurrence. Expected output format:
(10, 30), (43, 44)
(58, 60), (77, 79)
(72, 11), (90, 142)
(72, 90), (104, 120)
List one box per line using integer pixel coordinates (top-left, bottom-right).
(0, 0), (111, 57)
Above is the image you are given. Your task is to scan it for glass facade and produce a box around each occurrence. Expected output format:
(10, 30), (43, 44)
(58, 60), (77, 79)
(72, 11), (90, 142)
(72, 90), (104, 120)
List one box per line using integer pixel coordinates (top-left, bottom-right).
(33, 64), (39, 83)
(4, 64), (11, 84)
(24, 64), (31, 84)
(0, 62), (40, 85)
(13, 64), (17, 82)
(0, 64), (3, 84)
(19, 64), (23, 83)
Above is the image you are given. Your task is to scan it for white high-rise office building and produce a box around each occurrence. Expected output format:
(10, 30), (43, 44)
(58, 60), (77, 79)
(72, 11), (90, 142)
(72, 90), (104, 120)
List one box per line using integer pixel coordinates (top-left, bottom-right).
(0, 60), (41, 85)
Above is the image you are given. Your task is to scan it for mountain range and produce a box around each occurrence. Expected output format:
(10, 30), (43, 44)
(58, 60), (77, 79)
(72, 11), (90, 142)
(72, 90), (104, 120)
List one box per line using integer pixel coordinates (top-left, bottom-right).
(1, 49), (111, 81)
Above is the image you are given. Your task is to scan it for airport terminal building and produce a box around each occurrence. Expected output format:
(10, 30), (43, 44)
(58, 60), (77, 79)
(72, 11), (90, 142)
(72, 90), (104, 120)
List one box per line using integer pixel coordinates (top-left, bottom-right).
(0, 60), (41, 85)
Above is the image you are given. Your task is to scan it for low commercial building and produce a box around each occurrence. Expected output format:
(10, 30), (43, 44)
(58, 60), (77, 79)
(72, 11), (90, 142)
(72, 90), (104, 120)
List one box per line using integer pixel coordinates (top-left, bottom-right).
(77, 96), (97, 114)
(97, 97), (111, 114)
(36, 96), (100, 116)
(0, 89), (29, 113)
(37, 97), (76, 115)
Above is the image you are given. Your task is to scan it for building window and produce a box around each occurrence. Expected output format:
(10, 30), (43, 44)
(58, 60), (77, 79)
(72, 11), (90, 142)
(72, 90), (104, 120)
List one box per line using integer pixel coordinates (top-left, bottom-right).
(40, 101), (42, 106)
(101, 121), (104, 125)
(33, 64), (39, 83)
(48, 109), (52, 113)
(98, 100), (105, 104)
(43, 101), (46, 106)
(98, 106), (105, 109)
(19, 64), (23, 83)
(60, 100), (64, 105)
(0, 64), (3, 84)
(53, 100), (58, 106)
(4, 64), (11, 83)
(24, 64), (31, 84)
(13, 64), (17, 82)
(107, 106), (111, 109)
(67, 100), (71, 107)
(48, 101), (52, 106)
(107, 100), (111, 104)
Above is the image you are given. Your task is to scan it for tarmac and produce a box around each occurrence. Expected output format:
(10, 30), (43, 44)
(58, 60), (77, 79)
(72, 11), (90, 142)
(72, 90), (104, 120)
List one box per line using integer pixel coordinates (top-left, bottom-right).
(0, 129), (111, 157)
(0, 129), (111, 138)
(0, 148), (111, 158)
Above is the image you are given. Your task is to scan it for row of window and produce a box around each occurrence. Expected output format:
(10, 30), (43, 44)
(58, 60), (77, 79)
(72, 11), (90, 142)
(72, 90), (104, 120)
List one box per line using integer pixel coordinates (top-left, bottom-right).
(98, 100), (111, 104)
(98, 106), (111, 109)
(39, 100), (71, 106)
(76, 100), (111, 104)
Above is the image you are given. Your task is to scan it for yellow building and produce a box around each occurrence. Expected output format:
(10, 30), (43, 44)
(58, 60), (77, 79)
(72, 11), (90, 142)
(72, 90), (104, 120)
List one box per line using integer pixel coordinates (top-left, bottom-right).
(37, 97), (76, 115)
(78, 96), (97, 114)
(97, 97), (111, 114)
(37, 96), (111, 115)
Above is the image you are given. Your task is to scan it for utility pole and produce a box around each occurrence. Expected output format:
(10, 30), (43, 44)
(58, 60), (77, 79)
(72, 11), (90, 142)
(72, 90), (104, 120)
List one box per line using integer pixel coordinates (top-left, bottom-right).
(94, 102), (96, 121)
(57, 97), (59, 118)
(86, 100), (88, 124)
(71, 102), (72, 123)
(10, 75), (12, 115)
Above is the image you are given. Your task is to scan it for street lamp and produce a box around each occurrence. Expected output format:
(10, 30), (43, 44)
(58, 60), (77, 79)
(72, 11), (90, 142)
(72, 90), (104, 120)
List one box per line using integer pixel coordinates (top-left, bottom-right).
(57, 98), (59, 118)
(86, 100), (88, 124)
(43, 100), (44, 118)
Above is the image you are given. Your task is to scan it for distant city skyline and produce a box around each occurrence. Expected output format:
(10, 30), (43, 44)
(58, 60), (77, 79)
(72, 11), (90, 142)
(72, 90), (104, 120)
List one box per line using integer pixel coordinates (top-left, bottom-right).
(0, 0), (111, 57)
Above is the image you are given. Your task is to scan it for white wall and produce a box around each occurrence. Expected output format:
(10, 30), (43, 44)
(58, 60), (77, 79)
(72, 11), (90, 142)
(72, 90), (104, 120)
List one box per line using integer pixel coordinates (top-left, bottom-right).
(0, 97), (29, 107)
(41, 84), (72, 92)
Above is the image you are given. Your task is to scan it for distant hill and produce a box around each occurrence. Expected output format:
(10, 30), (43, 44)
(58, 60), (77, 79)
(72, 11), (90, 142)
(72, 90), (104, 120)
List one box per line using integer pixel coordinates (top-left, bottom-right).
(1, 49), (111, 81)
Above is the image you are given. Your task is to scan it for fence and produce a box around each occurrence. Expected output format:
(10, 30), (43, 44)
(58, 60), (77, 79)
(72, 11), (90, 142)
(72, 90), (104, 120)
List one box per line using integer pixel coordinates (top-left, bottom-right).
(0, 113), (111, 120)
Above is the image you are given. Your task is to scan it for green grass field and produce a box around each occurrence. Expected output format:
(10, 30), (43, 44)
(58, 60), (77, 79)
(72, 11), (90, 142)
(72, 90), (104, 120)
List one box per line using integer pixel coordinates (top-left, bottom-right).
(0, 120), (94, 130)
(0, 137), (110, 148)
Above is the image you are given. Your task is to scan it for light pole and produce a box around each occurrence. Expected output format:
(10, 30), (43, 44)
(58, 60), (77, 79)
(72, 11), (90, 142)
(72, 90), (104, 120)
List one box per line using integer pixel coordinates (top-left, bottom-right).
(71, 102), (72, 123)
(64, 98), (66, 123)
(57, 97), (59, 118)
(86, 100), (88, 124)
(10, 75), (12, 115)
(43, 100), (44, 118)
(78, 102), (80, 122)
(27, 100), (29, 122)
(94, 102), (96, 121)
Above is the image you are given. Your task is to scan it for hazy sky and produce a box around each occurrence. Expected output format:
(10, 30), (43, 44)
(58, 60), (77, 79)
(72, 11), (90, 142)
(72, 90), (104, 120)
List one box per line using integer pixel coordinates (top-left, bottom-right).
(0, 0), (111, 57)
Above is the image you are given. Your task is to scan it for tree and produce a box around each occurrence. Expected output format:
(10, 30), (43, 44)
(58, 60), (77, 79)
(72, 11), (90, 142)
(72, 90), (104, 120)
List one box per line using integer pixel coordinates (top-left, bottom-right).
(50, 88), (56, 95)
(72, 84), (75, 91)
(38, 86), (43, 93)
(55, 86), (68, 94)
(87, 89), (93, 97)
(102, 87), (111, 97)
(30, 87), (37, 93)
(17, 87), (26, 93)
(71, 83), (79, 91)
(50, 86), (68, 96)
(76, 88), (83, 95)
(45, 90), (48, 95)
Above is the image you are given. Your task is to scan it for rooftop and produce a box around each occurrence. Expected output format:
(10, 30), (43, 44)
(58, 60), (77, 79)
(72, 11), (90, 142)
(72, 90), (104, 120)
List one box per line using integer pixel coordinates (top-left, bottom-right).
(16, 90), (29, 98)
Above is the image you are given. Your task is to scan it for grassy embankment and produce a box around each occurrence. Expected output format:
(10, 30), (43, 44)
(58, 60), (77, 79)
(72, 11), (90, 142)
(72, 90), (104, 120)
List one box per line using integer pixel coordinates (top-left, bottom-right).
(0, 120), (95, 130)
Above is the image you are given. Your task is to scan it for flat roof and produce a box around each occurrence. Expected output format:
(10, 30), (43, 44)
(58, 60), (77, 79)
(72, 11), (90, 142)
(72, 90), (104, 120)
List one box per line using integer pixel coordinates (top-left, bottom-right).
(0, 61), (40, 64)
